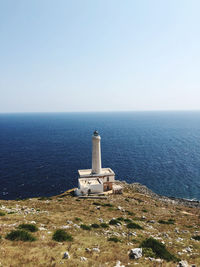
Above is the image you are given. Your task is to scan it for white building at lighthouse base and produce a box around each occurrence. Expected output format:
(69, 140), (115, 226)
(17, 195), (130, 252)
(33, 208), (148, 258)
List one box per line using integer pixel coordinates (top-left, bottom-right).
(76, 168), (115, 195)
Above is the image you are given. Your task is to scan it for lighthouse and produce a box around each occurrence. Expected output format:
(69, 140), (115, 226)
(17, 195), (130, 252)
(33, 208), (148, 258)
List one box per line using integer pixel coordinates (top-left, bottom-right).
(92, 130), (102, 174)
(76, 130), (117, 195)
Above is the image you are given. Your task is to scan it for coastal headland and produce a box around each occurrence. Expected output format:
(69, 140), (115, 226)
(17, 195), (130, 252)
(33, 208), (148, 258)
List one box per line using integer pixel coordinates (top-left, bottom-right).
(0, 182), (199, 267)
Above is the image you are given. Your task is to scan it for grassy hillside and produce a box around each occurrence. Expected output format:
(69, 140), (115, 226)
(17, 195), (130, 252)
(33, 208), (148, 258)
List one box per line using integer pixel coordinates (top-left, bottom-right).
(0, 183), (199, 267)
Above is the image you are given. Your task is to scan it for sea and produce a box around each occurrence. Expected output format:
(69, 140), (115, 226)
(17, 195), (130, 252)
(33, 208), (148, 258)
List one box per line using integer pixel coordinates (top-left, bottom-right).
(0, 111), (200, 200)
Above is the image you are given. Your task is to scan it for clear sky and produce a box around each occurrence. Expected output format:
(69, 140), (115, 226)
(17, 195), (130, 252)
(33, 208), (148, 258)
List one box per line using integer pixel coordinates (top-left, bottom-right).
(1, 0), (200, 113)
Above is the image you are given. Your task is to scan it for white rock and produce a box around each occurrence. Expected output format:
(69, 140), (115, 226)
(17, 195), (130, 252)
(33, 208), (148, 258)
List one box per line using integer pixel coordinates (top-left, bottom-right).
(80, 257), (87, 261)
(63, 252), (70, 259)
(114, 260), (125, 267)
(73, 224), (80, 229)
(177, 260), (189, 267)
(92, 247), (100, 253)
(129, 248), (142, 259)
(39, 227), (46, 231)
(67, 220), (73, 224)
(61, 225), (71, 229)
(155, 259), (163, 263)
(148, 220), (155, 223)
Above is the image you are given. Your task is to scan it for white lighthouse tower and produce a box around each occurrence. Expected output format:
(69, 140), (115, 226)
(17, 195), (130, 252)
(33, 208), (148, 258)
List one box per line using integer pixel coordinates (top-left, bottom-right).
(92, 130), (102, 174)
(76, 130), (116, 195)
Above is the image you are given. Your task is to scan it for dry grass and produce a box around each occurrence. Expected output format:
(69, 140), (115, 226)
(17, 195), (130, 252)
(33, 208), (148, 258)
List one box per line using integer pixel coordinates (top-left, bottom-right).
(0, 187), (199, 267)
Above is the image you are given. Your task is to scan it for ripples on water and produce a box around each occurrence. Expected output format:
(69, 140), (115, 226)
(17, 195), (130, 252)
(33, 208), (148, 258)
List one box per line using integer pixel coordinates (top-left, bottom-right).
(0, 111), (200, 200)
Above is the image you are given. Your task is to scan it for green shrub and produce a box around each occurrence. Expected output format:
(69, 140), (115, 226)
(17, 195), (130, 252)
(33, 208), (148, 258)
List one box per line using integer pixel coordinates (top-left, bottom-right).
(91, 223), (100, 229)
(127, 222), (143, 229)
(18, 224), (38, 232)
(0, 211), (5, 216)
(192, 235), (200, 241)
(132, 238), (139, 243)
(140, 237), (180, 262)
(100, 223), (109, 228)
(52, 229), (73, 242)
(80, 224), (91, 230)
(142, 209), (148, 213)
(184, 225), (193, 228)
(6, 230), (36, 242)
(102, 203), (113, 207)
(74, 217), (82, 222)
(126, 210), (134, 216)
(93, 202), (101, 206)
(124, 218), (132, 223)
(158, 219), (175, 225)
(142, 247), (156, 258)
(117, 217), (124, 221)
(108, 237), (121, 242)
(109, 219), (121, 225)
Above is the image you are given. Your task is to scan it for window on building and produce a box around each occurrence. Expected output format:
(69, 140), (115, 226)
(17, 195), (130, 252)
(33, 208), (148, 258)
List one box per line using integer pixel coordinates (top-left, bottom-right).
(107, 177), (109, 182)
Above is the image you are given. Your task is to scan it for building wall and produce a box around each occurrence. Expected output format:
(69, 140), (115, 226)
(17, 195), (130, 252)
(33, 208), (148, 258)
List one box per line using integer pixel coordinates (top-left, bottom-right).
(78, 180), (103, 195)
(103, 182), (113, 191)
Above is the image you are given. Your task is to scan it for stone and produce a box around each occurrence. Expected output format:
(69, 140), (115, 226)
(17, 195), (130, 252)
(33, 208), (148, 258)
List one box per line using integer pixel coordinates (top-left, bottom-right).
(148, 220), (155, 223)
(114, 260), (125, 267)
(85, 248), (91, 253)
(177, 260), (189, 267)
(92, 247), (100, 253)
(129, 248), (142, 259)
(61, 225), (71, 229)
(73, 224), (80, 229)
(63, 252), (70, 259)
(80, 257), (87, 261)
(39, 227), (46, 231)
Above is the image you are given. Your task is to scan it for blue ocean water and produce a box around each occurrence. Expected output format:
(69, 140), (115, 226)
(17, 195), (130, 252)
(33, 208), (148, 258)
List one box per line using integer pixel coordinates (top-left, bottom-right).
(0, 112), (200, 200)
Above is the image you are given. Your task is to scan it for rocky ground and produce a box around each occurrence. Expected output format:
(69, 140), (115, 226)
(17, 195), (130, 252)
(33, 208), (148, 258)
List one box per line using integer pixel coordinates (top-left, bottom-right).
(0, 182), (199, 267)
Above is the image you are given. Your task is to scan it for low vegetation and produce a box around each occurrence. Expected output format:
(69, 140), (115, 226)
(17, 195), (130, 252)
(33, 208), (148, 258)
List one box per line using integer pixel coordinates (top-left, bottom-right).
(52, 229), (73, 242)
(91, 223), (100, 228)
(18, 223), (38, 232)
(140, 237), (180, 262)
(192, 235), (200, 241)
(6, 230), (36, 242)
(108, 237), (121, 243)
(158, 219), (175, 225)
(127, 222), (143, 229)
(109, 219), (121, 225)
(100, 223), (109, 228)
(0, 183), (199, 266)
(0, 211), (5, 216)
(80, 224), (91, 230)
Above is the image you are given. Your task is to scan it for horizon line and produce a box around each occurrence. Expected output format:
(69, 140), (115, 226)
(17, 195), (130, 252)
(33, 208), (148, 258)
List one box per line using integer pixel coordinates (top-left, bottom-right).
(0, 109), (200, 115)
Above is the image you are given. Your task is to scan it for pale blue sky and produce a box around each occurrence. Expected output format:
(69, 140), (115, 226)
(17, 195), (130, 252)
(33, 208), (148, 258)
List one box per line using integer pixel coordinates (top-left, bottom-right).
(1, 0), (200, 113)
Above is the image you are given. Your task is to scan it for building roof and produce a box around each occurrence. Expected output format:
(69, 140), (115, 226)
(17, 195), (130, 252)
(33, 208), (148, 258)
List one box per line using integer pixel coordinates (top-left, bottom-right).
(79, 177), (103, 186)
(78, 168), (115, 178)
